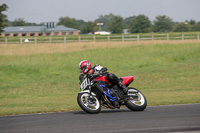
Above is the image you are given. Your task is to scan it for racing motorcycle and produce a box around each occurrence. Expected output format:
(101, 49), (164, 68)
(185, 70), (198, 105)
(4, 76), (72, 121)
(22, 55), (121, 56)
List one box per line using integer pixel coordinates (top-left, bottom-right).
(77, 74), (147, 114)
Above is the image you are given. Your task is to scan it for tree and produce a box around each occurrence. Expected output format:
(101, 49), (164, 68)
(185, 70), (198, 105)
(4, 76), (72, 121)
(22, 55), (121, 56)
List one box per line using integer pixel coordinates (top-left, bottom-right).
(108, 15), (124, 34)
(174, 23), (190, 32)
(81, 21), (98, 34)
(129, 14), (151, 33)
(77, 19), (86, 28)
(12, 18), (26, 26)
(0, 4), (8, 33)
(189, 19), (196, 25)
(124, 16), (136, 27)
(57, 16), (80, 29)
(153, 15), (174, 32)
(95, 13), (115, 31)
(187, 19), (199, 31)
(192, 23), (200, 31)
(7, 19), (42, 26)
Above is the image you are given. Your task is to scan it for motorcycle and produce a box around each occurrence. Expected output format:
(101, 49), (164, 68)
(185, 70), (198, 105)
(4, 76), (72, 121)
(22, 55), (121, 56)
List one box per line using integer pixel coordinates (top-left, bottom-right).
(77, 74), (147, 114)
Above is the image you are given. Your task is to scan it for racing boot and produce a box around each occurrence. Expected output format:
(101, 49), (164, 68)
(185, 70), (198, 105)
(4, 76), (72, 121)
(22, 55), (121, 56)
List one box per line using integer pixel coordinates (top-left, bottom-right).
(119, 81), (129, 94)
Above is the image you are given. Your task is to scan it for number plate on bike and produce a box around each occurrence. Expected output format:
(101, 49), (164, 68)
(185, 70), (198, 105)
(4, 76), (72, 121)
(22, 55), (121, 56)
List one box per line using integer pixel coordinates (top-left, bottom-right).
(80, 78), (89, 91)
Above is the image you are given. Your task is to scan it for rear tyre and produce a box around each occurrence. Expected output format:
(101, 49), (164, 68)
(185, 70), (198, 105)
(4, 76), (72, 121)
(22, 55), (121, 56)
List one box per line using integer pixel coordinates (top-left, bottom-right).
(77, 93), (101, 114)
(125, 88), (147, 111)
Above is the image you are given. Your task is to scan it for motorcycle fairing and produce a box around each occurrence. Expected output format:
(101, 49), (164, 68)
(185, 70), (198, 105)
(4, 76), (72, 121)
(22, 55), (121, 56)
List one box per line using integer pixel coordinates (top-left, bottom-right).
(94, 76), (110, 84)
(94, 75), (134, 86)
(121, 76), (134, 86)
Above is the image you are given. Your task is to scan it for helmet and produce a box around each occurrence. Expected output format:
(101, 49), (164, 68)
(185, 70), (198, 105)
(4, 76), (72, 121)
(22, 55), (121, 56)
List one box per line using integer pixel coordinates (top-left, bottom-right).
(78, 60), (92, 74)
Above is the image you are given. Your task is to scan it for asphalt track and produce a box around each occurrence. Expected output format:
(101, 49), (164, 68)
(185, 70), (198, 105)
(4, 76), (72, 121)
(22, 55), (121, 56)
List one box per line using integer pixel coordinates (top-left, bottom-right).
(0, 104), (200, 133)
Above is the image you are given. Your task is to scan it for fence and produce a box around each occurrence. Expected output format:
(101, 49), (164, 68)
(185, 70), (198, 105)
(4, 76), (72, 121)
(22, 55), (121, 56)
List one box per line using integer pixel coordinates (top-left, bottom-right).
(0, 33), (199, 44)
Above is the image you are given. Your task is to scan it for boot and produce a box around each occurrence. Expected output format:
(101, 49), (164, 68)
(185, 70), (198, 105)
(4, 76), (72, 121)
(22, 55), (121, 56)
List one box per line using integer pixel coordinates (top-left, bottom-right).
(119, 81), (128, 94)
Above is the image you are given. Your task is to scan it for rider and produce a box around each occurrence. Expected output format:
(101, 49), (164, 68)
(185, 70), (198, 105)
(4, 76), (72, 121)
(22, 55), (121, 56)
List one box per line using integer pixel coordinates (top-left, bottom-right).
(78, 60), (128, 94)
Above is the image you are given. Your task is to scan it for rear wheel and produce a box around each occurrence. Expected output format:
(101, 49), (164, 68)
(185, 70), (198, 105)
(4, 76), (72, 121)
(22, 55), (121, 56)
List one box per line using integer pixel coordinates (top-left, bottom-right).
(77, 93), (101, 114)
(125, 88), (147, 111)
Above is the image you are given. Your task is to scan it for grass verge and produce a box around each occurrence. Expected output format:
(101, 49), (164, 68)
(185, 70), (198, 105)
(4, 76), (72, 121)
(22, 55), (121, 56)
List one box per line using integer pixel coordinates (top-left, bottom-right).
(0, 40), (200, 116)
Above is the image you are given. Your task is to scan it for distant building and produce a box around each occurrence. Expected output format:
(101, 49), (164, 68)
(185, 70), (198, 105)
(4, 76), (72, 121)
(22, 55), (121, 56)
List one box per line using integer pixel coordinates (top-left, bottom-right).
(0, 25), (80, 37)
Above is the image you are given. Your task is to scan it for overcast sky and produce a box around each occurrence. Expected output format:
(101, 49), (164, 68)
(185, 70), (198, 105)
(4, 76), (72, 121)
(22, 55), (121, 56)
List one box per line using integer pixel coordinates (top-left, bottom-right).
(1, 0), (200, 24)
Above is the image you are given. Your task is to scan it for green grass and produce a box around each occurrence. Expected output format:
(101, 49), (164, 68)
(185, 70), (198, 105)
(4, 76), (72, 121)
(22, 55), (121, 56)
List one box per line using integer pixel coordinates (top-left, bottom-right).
(0, 41), (200, 116)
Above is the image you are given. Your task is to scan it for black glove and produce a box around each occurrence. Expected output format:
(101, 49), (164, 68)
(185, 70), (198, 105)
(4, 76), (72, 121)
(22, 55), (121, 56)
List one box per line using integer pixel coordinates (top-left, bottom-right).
(79, 74), (84, 83)
(101, 67), (108, 73)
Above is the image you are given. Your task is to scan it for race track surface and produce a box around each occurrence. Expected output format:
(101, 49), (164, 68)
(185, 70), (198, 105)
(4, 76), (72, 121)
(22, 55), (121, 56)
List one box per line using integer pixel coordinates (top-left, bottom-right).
(0, 104), (200, 133)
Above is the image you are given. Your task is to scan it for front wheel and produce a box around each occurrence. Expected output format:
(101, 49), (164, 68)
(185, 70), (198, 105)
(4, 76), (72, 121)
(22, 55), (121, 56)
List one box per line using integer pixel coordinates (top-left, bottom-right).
(125, 87), (147, 111)
(77, 93), (101, 114)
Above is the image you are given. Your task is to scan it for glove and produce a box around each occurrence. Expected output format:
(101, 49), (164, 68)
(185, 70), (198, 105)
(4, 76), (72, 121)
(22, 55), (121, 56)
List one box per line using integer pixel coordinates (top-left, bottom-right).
(79, 74), (84, 83)
(101, 67), (108, 73)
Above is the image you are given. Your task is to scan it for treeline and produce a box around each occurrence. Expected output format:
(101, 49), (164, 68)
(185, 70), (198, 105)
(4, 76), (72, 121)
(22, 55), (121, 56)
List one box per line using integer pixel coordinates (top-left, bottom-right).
(57, 14), (200, 34)
(9, 14), (200, 34)
(6, 18), (44, 26)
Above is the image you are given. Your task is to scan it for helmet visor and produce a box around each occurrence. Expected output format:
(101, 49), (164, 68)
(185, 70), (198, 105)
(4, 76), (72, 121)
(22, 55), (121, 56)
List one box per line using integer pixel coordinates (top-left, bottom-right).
(80, 65), (87, 73)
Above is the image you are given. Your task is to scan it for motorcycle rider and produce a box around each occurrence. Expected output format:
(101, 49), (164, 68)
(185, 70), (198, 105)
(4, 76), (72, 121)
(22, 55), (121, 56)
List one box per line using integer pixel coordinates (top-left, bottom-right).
(78, 60), (128, 94)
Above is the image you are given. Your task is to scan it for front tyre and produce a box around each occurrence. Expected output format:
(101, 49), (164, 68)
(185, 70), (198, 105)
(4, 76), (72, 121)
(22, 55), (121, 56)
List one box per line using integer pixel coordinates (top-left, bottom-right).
(125, 88), (147, 111)
(77, 93), (101, 114)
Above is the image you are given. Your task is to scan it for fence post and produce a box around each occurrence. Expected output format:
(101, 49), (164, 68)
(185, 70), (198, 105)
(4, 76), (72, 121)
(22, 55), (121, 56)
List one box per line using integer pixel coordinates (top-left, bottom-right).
(79, 36), (81, 42)
(182, 34), (184, 40)
(20, 38), (23, 44)
(49, 37), (52, 44)
(152, 34), (154, 40)
(122, 34), (124, 42)
(5, 38), (7, 45)
(64, 36), (66, 44)
(167, 34), (169, 40)
(35, 37), (37, 44)
(93, 36), (96, 42)
(137, 34), (140, 41)
(108, 36), (110, 42)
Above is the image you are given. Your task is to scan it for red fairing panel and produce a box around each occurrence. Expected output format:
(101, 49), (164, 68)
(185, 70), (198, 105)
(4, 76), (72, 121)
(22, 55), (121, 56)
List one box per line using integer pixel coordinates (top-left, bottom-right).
(121, 76), (134, 85)
(94, 76), (110, 84)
